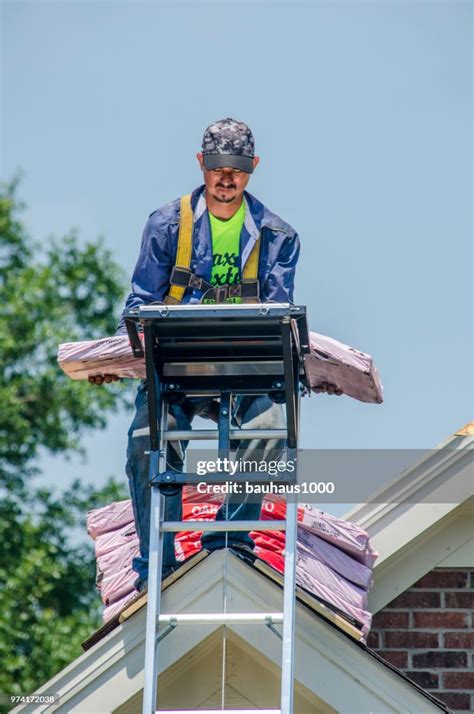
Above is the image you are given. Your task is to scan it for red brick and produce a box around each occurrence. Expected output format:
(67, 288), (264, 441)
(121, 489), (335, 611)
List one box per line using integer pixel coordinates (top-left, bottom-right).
(435, 692), (471, 710)
(387, 591), (441, 608)
(413, 611), (468, 628)
(444, 631), (474, 648)
(445, 591), (474, 608)
(405, 671), (439, 688)
(412, 651), (467, 668)
(413, 570), (467, 588)
(444, 671), (474, 689)
(384, 631), (439, 648)
(366, 630), (379, 648)
(376, 650), (408, 668)
(371, 611), (409, 629)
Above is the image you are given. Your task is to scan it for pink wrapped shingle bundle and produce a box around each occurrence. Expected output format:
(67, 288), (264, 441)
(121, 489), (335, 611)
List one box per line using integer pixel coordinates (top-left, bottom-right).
(87, 502), (139, 620)
(100, 566), (137, 606)
(305, 331), (383, 404)
(260, 496), (378, 569)
(87, 499), (135, 538)
(252, 543), (372, 638)
(96, 541), (140, 584)
(297, 527), (373, 591)
(299, 503), (378, 568)
(88, 496), (378, 638)
(57, 335), (146, 381)
(295, 550), (372, 638)
(94, 523), (138, 558)
(57, 331), (383, 406)
(103, 592), (138, 623)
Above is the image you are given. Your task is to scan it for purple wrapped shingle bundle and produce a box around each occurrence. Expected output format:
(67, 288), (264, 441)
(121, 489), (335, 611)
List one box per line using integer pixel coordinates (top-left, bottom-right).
(297, 527), (373, 591)
(57, 335), (146, 381)
(87, 507), (139, 616)
(296, 548), (372, 638)
(96, 540), (140, 579)
(87, 499), (135, 539)
(100, 566), (137, 606)
(305, 332), (383, 404)
(87, 498), (378, 637)
(103, 592), (138, 623)
(94, 523), (138, 558)
(299, 504), (378, 568)
(58, 331), (383, 404)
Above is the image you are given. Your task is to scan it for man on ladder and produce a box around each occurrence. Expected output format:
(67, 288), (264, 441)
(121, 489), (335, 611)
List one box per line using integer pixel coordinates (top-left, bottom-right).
(91, 117), (340, 594)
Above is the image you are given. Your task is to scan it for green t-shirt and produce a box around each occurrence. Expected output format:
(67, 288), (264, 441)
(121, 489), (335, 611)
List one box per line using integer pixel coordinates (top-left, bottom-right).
(208, 201), (245, 303)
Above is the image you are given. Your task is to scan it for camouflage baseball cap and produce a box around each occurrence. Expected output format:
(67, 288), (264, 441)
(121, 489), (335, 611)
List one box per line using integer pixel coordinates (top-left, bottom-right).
(201, 117), (255, 173)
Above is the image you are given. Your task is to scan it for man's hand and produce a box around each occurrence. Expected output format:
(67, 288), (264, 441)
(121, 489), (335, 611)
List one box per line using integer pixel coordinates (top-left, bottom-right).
(314, 382), (343, 396)
(88, 374), (121, 385)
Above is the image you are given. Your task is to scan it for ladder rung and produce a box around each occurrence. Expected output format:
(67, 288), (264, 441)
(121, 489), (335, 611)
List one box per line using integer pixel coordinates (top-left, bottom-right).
(160, 520), (286, 532)
(133, 427), (287, 441)
(158, 612), (283, 625)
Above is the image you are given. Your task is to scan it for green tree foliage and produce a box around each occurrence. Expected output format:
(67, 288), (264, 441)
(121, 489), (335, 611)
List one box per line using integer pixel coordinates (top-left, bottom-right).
(0, 178), (129, 495)
(0, 179), (131, 704)
(0, 479), (127, 705)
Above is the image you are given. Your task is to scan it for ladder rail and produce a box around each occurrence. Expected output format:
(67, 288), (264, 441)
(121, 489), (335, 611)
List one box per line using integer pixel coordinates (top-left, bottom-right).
(135, 306), (305, 714)
(142, 400), (167, 714)
(280, 496), (298, 714)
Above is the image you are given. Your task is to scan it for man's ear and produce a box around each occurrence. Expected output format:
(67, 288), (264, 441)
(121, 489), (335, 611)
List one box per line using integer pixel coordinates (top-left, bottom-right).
(252, 156), (260, 170)
(196, 152), (204, 170)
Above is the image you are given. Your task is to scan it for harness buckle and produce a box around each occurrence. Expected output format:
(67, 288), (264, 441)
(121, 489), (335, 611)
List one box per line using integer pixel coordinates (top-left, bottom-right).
(215, 286), (229, 303)
(189, 274), (203, 289)
(228, 284), (242, 298)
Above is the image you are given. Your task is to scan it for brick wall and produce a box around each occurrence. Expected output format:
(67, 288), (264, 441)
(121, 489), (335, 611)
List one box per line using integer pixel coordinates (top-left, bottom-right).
(368, 568), (474, 712)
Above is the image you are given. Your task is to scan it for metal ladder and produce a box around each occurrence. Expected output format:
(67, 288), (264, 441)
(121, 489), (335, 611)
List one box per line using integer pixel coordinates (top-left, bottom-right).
(125, 303), (310, 714)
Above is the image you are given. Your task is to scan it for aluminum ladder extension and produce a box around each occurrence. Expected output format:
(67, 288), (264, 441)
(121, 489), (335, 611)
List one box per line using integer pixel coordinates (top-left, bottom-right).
(124, 303), (310, 714)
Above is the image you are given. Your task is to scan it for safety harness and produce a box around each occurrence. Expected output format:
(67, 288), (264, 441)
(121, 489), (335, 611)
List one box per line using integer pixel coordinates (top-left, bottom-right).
(164, 194), (261, 305)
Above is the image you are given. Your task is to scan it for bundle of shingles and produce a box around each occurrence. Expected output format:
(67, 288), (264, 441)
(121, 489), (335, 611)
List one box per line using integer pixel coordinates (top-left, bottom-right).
(87, 488), (378, 642)
(59, 330), (383, 404)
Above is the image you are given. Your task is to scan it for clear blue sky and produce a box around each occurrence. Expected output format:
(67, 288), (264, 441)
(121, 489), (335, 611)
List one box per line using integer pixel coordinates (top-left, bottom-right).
(2, 2), (472, 512)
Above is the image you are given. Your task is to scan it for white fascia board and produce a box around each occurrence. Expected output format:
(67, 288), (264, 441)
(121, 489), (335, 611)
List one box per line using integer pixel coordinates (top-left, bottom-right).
(343, 429), (473, 564)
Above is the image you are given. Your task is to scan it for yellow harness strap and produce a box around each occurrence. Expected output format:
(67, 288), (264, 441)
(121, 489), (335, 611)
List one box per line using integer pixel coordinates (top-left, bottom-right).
(165, 195), (260, 304)
(165, 194), (193, 304)
(242, 236), (260, 281)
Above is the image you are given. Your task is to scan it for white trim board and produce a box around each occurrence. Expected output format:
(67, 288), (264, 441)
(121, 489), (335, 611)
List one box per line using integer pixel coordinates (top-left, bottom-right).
(344, 427), (473, 566)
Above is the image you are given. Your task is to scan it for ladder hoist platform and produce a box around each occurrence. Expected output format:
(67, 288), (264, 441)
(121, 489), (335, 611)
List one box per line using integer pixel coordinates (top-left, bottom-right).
(125, 303), (310, 714)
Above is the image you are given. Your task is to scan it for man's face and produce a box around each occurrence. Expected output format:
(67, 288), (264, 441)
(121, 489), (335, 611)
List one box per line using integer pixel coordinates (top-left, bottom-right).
(197, 153), (260, 204)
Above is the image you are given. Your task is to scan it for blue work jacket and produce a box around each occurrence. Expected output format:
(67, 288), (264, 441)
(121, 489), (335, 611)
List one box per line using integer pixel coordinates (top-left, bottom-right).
(117, 184), (300, 333)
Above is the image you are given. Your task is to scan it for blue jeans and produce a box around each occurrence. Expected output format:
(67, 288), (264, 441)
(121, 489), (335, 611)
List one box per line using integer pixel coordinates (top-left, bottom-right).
(126, 382), (285, 590)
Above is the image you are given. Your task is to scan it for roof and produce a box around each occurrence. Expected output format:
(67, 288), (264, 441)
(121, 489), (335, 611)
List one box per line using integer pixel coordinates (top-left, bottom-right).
(13, 549), (448, 713)
(13, 424), (471, 713)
